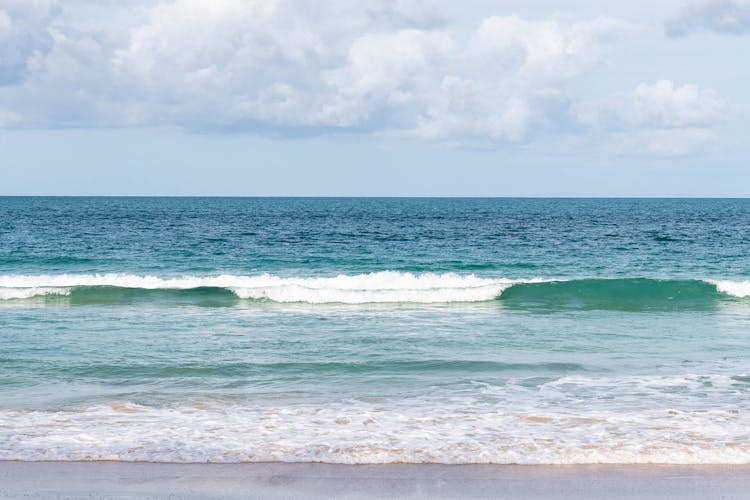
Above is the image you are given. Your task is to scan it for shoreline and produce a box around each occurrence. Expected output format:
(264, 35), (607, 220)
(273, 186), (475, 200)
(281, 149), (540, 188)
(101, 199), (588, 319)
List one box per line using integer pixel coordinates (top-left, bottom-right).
(2, 462), (750, 499)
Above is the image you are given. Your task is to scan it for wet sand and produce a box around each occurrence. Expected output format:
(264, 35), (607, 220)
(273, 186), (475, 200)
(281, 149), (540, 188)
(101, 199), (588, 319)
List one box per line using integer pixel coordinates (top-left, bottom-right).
(1, 462), (750, 499)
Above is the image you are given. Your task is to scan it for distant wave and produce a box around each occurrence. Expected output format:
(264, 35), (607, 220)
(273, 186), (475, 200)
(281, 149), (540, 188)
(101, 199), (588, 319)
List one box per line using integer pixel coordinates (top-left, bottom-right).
(0, 273), (749, 306)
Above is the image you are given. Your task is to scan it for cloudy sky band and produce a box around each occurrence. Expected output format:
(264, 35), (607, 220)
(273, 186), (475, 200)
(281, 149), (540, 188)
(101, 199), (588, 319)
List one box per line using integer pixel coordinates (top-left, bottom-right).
(0, 0), (748, 195)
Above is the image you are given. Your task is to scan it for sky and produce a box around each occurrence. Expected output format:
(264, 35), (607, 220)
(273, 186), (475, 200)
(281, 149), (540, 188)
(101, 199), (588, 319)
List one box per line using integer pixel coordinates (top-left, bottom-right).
(0, 0), (748, 196)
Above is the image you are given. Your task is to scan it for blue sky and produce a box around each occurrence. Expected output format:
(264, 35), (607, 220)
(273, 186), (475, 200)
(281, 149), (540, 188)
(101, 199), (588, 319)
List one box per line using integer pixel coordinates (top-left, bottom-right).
(1, 0), (748, 195)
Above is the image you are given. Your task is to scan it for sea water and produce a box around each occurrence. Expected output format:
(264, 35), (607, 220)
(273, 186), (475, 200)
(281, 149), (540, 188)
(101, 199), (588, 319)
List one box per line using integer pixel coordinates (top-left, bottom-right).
(1, 197), (750, 463)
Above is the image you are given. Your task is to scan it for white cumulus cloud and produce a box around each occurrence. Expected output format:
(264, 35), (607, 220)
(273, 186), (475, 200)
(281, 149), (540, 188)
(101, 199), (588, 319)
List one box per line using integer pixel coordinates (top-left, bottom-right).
(575, 80), (727, 157)
(0, 0), (632, 141)
(6, 0), (726, 157)
(391, 15), (632, 142)
(633, 80), (725, 128)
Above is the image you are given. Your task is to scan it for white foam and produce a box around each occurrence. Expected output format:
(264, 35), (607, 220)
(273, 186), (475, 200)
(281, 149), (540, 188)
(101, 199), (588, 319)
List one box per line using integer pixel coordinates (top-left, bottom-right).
(1, 398), (749, 464)
(707, 279), (750, 298)
(0, 272), (536, 304)
(4, 274), (749, 303)
(0, 287), (71, 300)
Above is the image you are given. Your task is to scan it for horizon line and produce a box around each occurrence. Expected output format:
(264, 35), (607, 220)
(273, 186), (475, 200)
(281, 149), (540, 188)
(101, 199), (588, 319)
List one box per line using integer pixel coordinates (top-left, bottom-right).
(2, 195), (750, 199)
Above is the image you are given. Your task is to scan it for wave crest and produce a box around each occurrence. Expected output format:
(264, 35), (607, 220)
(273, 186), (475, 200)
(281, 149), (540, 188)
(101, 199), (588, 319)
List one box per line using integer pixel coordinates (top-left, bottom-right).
(1, 273), (750, 305)
(0, 272), (523, 304)
(0, 287), (71, 300)
(708, 279), (750, 298)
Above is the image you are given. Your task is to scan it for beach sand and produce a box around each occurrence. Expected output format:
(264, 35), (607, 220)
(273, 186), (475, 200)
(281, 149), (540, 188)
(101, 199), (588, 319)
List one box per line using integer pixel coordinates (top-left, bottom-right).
(1, 462), (749, 499)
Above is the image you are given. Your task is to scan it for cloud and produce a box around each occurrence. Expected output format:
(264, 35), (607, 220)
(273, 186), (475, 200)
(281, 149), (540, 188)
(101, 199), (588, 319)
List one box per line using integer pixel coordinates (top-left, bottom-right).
(0, 1), (648, 149)
(108, 3), (630, 141)
(574, 80), (727, 157)
(627, 80), (726, 157)
(3, 2), (730, 160)
(633, 80), (725, 127)
(0, 0), (59, 85)
(666, 0), (750, 36)
(396, 15), (629, 143)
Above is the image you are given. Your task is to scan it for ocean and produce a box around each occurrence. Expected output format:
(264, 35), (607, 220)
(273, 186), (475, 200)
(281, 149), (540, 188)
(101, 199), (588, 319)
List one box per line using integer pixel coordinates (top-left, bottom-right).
(1, 197), (750, 464)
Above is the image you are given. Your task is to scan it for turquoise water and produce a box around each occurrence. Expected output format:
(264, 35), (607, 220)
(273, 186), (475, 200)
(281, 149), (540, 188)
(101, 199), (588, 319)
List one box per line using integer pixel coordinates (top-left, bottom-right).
(1, 197), (750, 463)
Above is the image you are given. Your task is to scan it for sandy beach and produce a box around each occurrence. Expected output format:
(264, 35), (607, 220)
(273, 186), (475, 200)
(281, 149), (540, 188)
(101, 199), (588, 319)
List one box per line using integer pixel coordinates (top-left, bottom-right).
(1, 462), (749, 499)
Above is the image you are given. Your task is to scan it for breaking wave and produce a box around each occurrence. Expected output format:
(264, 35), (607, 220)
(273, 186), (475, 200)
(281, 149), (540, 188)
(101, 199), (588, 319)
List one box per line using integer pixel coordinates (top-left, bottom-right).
(0, 273), (749, 307)
(0, 272), (526, 304)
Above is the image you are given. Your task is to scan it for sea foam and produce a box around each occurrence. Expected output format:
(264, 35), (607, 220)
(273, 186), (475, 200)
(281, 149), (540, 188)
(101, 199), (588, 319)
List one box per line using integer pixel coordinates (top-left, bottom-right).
(1, 395), (749, 464)
(0, 287), (71, 300)
(707, 280), (750, 298)
(3, 274), (750, 303)
(0, 272), (530, 304)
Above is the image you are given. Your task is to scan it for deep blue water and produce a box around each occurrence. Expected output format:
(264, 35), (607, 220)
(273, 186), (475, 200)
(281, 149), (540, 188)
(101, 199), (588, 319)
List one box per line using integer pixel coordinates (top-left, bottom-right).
(3, 197), (750, 277)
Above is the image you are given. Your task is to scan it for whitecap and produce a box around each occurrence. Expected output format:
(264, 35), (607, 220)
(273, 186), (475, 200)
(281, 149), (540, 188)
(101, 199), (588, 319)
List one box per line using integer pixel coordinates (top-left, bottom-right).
(0, 272), (543, 304)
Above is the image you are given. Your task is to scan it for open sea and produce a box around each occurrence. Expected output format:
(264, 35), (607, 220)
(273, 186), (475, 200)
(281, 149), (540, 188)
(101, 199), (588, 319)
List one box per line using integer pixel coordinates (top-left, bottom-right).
(1, 197), (750, 464)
